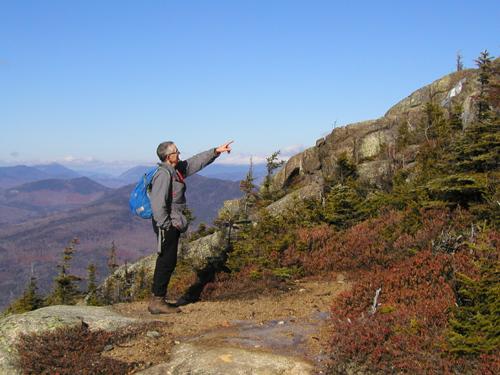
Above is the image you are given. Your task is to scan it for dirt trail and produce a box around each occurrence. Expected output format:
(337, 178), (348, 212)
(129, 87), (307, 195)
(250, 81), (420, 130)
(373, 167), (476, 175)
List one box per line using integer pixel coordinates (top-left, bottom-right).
(106, 275), (349, 373)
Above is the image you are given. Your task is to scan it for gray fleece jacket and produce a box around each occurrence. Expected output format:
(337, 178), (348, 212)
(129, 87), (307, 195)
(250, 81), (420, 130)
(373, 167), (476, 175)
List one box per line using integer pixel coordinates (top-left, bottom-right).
(150, 148), (220, 232)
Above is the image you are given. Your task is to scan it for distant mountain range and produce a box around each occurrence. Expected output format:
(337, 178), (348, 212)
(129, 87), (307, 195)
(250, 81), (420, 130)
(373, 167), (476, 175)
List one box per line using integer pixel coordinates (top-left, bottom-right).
(6, 177), (108, 194)
(0, 172), (242, 310)
(0, 163), (82, 188)
(0, 164), (124, 189)
(0, 162), (268, 189)
(0, 177), (111, 225)
(33, 163), (81, 179)
(0, 165), (56, 189)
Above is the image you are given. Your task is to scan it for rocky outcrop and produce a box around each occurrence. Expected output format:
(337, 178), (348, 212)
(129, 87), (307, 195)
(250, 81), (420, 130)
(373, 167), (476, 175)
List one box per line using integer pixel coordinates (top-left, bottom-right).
(137, 343), (314, 375)
(0, 305), (139, 374)
(271, 146), (322, 190)
(92, 253), (157, 304)
(271, 68), (481, 192)
(94, 229), (232, 304)
(179, 231), (227, 271)
(385, 71), (477, 119)
(265, 182), (324, 217)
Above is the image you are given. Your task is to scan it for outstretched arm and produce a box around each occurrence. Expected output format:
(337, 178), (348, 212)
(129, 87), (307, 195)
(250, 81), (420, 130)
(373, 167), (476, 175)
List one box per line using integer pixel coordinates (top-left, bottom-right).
(178, 141), (234, 177)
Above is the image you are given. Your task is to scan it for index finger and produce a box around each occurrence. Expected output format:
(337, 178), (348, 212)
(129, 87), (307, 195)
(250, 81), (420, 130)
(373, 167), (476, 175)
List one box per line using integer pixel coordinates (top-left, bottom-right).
(225, 140), (234, 146)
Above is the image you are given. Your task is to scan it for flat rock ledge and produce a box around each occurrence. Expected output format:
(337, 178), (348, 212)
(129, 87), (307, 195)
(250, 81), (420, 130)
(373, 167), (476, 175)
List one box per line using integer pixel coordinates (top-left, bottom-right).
(0, 305), (139, 374)
(137, 343), (314, 375)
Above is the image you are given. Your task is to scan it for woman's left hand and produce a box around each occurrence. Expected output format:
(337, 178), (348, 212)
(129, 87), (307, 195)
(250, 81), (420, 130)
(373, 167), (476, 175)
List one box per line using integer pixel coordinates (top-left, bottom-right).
(216, 140), (234, 154)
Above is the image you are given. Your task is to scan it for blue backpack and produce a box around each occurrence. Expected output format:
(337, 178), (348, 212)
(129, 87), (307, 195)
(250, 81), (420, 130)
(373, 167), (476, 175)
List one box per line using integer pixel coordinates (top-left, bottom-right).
(129, 166), (166, 219)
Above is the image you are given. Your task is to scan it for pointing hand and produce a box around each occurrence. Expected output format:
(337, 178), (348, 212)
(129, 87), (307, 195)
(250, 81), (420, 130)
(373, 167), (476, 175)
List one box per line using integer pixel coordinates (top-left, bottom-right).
(216, 141), (234, 154)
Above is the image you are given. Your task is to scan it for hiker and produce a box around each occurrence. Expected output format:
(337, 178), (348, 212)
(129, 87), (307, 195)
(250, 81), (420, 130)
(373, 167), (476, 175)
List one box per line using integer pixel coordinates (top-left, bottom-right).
(148, 140), (233, 314)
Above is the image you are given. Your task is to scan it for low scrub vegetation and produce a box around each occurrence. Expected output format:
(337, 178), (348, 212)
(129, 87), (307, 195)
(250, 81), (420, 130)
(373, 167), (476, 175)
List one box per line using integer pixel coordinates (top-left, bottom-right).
(15, 323), (163, 374)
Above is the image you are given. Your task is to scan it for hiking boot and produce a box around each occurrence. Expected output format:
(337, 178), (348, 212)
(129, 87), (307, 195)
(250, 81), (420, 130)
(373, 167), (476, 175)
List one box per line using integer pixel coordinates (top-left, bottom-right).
(148, 296), (181, 314)
(174, 294), (199, 307)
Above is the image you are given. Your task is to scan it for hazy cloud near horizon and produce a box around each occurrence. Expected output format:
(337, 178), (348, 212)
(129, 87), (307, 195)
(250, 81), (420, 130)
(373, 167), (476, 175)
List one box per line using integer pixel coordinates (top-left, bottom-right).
(0, 142), (307, 170)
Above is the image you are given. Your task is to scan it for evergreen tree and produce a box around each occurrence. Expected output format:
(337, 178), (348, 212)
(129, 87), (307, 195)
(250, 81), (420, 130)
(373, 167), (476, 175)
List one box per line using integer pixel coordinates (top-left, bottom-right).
(453, 116), (500, 173)
(448, 260), (500, 355)
(418, 53), (499, 211)
(262, 151), (285, 199)
(86, 263), (99, 306)
(196, 222), (208, 237)
(396, 121), (413, 151)
(240, 157), (256, 196)
(456, 51), (464, 72)
(103, 242), (121, 304)
(322, 184), (363, 228)
(475, 50), (494, 121)
(103, 277), (116, 305)
(449, 103), (464, 131)
(183, 207), (196, 227)
(335, 152), (357, 184)
(133, 265), (150, 300)
(121, 261), (133, 302)
(46, 238), (82, 305)
(419, 102), (449, 142)
(5, 276), (43, 314)
(240, 157), (257, 216)
(488, 55), (500, 111)
(107, 241), (119, 274)
(451, 53), (499, 173)
(412, 103), (453, 185)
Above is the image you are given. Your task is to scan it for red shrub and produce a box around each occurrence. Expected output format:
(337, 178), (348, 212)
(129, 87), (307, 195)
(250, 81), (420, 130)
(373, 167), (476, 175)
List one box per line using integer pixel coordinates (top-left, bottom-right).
(202, 265), (288, 301)
(290, 208), (473, 274)
(326, 247), (497, 374)
(16, 323), (161, 374)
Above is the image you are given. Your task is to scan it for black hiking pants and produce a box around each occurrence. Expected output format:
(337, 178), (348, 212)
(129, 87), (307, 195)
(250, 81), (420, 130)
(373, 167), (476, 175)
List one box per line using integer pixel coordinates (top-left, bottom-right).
(152, 220), (180, 297)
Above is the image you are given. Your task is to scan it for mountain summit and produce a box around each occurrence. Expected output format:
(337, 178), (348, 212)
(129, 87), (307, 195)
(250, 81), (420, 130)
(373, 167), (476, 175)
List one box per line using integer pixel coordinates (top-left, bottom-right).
(270, 62), (496, 193)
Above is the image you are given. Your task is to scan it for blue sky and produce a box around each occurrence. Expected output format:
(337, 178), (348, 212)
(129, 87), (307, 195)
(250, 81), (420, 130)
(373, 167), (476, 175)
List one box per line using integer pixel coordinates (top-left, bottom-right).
(0, 0), (498, 172)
